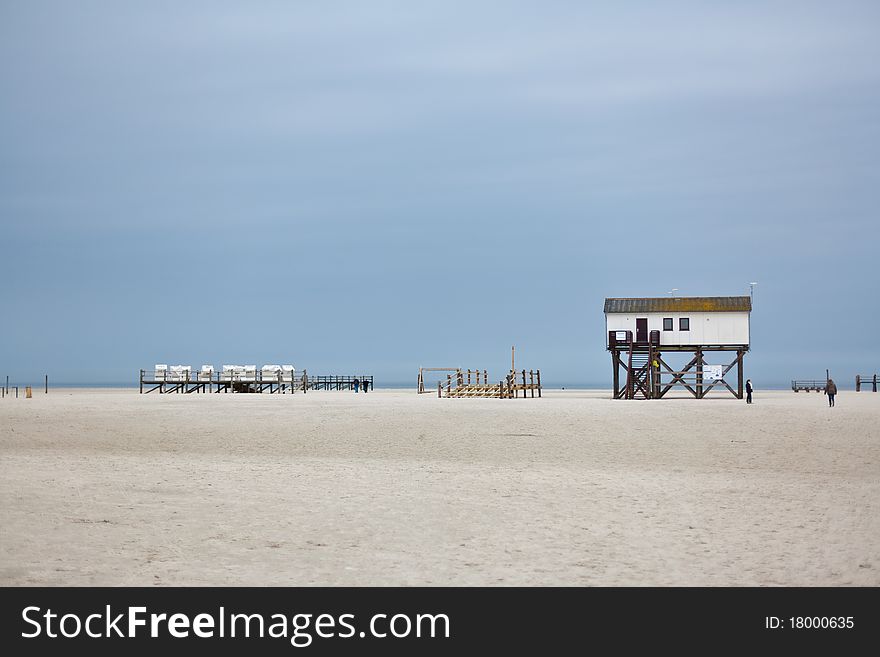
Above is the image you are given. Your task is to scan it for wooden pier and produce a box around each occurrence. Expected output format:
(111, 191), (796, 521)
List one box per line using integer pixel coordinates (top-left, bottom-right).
(139, 369), (373, 394)
(305, 375), (374, 391)
(791, 380), (827, 392)
(855, 374), (878, 392)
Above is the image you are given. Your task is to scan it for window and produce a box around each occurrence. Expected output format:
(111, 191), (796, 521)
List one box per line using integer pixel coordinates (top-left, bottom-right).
(679, 317), (690, 331)
(663, 318), (673, 331)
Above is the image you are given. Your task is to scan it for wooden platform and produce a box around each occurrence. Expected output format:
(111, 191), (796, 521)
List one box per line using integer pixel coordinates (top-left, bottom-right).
(791, 380), (827, 392)
(439, 369), (542, 399)
(139, 370), (373, 394)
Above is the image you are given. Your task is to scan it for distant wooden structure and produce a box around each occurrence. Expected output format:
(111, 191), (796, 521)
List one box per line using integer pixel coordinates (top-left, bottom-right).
(140, 368), (373, 394)
(424, 347), (542, 399)
(856, 374), (878, 392)
(791, 380), (827, 392)
(439, 368), (542, 399)
(2, 374), (48, 398)
(417, 368), (466, 394)
(606, 296), (751, 399)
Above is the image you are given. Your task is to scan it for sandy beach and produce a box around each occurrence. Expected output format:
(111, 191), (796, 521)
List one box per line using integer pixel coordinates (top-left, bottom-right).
(1, 388), (877, 586)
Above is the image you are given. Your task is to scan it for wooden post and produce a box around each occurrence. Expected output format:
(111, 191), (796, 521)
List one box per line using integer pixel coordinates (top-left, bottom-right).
(521, 369), (526, 399)
(612, 351), (619, 399)
(45, 374), (48, 394)
(737, 349), (744, 399)
(140, 370), (144, 394)
(874, 374), (878, 393)
(529, 370), (535, 398)
(696, 349), (703, 398)
(856, 375), (861, 392)
(438, 381), (441, 397)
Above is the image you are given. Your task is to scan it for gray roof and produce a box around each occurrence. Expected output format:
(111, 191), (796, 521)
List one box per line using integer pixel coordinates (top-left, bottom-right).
(604, 296), (751, 313)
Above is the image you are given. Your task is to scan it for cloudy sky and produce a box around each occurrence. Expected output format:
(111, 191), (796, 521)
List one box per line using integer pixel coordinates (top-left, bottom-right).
(1, 1), (878, 385)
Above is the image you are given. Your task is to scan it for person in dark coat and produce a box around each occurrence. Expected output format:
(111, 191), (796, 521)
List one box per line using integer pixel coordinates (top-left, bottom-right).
(745, 379), (753, 404)
(826, 379), (837, 407)
(353, 377), (360, 393)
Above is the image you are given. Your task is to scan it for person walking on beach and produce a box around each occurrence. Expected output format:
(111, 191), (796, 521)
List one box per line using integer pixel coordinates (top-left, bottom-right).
(746, 379), (753, 404)
(826, 378), (837, 407)
(353, 377), (360, 393)
(362, 378), (369, 392)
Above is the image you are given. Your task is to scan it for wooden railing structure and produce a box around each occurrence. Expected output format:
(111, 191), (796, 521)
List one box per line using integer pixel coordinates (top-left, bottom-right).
(855, 374), (878, 392)
(139, 369), (373, 394)
(438, 368), (542, 399)
(791, 380), (827, 392)
(417, 368), (467, 394)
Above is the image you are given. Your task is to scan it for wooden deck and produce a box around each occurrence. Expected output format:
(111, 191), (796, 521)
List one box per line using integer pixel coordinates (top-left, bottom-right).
(139, 370), (373, 394)
(791, 380), (826, 392)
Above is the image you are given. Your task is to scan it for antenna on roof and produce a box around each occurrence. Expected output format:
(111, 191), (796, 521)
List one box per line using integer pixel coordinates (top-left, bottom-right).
(668, 288), (679, 297)
(748, 282), (758, 300)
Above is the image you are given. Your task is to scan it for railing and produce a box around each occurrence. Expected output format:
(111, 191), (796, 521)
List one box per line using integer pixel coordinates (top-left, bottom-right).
(608, 329), (659, 348)
(856, 374), (878, 392)
(439, 368), (541, 399)
(791, 380), (826, 392)
(140, 369), (373, 394)
(305, 375), (374, 391)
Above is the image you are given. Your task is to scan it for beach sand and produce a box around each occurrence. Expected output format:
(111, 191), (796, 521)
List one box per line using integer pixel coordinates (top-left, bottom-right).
(1, 388), (877, 586)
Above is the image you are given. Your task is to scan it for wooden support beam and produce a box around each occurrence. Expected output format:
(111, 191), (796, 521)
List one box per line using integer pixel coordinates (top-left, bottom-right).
(658, 354), (700, 398)
(696, 349), (703, 399)
(737, 349), (744, 399)
(612, 351), (620, 399)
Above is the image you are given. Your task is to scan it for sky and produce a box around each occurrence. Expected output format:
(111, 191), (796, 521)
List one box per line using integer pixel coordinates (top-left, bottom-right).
(1, 1), (878, 386)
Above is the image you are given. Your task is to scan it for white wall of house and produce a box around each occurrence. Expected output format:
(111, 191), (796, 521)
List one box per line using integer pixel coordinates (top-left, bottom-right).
(606, 311), (750, 346)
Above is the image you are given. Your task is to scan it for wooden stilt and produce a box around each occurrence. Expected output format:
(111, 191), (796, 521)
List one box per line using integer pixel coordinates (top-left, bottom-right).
(737, 349), (744, 399)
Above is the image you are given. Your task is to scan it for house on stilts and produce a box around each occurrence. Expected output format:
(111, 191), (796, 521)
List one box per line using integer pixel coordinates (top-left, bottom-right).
(605, 296), (751, 399)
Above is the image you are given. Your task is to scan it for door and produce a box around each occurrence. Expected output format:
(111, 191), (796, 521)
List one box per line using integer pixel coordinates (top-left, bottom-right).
(636, 318), (648, 343)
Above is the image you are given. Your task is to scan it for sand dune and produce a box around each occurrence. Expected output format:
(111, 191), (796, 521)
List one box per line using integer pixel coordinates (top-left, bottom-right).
(1, 388), (877, 586)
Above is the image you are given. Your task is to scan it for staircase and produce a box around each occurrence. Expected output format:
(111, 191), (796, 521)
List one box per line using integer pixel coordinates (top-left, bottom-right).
(626, 343), (652, 400)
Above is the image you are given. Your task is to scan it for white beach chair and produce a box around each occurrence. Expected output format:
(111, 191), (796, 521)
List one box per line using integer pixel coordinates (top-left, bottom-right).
(168, 365), (191, 382)
(220, 365), (238, 382)
(281, 365), (295, 383)
(262, 365), (282, 381)
(242, 365), (257, 382)
(198, 365), (214, 382)
(154, 364), (168, 381)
